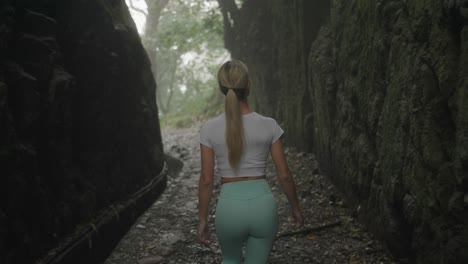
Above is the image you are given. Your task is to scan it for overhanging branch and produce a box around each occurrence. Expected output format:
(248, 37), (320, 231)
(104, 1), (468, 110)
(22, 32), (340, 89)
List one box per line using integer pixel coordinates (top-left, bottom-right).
(128, 0), (148, 16)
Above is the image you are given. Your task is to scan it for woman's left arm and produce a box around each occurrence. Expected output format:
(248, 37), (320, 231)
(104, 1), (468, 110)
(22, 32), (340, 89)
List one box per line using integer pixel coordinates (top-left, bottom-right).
(198, 144), (215, 245)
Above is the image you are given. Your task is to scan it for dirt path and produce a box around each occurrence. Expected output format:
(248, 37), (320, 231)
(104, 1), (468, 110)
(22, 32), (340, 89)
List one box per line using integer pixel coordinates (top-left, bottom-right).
(104, 127), (396, 264)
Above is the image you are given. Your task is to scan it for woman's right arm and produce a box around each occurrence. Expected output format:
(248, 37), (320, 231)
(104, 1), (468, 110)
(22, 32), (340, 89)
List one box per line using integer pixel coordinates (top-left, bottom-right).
(270, 139), (304, 227)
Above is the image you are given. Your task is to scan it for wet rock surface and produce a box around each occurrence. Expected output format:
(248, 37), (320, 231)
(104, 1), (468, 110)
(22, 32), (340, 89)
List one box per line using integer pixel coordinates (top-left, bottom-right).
(1, 2), (164, 262)
(216, 1), (468, 262)
(105, 127), (396, 264)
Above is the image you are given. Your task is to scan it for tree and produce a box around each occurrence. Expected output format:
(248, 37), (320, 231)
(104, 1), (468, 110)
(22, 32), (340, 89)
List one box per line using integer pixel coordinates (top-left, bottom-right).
(143, 0), (227, 119)
(126, 0), (227, 123)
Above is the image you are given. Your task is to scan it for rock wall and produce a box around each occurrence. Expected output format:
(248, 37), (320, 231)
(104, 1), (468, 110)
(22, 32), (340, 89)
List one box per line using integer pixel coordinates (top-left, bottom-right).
(217, 0), (468, 263)
(0, 0), (165, 263)
(218, 0), (329, 149)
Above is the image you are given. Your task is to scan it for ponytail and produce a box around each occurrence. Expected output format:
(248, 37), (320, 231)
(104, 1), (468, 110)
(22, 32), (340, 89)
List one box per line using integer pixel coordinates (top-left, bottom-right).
(217, 60), (250, 171)
(225, 89), (244, 169)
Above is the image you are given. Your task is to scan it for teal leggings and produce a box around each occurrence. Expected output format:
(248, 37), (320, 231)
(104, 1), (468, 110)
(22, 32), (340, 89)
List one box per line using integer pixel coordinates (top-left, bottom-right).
(215, 179), (278, 264)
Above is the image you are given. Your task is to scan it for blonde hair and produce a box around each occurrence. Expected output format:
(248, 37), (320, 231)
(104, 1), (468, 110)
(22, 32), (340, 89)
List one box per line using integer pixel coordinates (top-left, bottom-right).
(217, 60), (250, 170)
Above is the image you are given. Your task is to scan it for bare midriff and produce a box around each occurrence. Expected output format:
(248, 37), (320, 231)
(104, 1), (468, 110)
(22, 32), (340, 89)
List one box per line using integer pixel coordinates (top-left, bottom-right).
(221, 175), (266, 184)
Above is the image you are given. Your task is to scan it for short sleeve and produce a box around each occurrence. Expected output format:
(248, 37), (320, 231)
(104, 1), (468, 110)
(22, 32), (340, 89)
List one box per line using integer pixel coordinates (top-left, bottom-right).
(271, 120), (284, 144)
(199, 123), (212, 148)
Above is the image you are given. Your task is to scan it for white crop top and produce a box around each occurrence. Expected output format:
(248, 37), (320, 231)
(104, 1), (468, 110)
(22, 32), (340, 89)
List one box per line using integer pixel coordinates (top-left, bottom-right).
(199, 112), (284, 178)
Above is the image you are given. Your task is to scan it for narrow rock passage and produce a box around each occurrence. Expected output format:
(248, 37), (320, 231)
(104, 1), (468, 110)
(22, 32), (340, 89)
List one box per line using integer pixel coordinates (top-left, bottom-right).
(105, 127), (396, 264)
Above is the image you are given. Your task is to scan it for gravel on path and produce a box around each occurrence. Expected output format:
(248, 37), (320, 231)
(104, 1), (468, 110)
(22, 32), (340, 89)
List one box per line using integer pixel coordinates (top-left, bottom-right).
(104, 126), (396, 264)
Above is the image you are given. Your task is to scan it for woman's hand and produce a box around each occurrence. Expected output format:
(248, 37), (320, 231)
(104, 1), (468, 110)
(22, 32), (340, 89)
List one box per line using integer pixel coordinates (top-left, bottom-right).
(197, 220), (210, 245)
(292, 208), (304, 227)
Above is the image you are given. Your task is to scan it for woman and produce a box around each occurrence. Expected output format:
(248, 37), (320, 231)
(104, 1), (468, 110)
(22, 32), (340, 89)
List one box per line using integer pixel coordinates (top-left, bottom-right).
(198, 60), (303, 264)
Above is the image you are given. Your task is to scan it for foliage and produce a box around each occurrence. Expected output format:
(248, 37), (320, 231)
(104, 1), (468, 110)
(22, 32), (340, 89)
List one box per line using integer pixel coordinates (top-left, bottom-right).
(141, 0), (228, 127)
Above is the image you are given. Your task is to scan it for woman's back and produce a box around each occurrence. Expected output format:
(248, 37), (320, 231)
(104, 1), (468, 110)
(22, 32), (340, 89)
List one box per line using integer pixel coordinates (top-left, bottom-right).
(200, 112), (284, 178)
